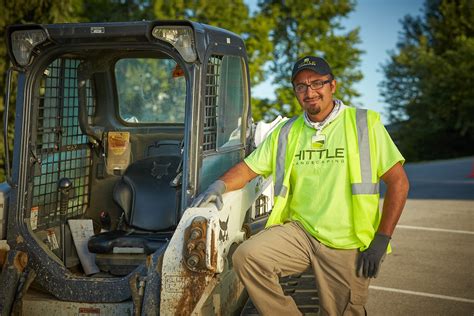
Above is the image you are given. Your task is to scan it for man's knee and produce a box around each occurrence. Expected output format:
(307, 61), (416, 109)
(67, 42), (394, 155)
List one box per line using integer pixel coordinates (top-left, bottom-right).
(232, 238), (266, 273)
(232, 241), (252, 272)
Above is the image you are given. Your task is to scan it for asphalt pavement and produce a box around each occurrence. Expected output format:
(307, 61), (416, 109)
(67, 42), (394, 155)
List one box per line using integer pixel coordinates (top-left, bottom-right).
(368, 156), (474, 315)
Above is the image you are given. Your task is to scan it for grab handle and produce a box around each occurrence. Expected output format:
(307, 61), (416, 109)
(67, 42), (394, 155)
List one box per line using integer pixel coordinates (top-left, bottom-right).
(3, 67), (14, 185)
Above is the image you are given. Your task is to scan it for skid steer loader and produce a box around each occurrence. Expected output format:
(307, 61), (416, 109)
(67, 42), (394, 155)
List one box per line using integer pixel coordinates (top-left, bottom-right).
(0, 20), (276, 315)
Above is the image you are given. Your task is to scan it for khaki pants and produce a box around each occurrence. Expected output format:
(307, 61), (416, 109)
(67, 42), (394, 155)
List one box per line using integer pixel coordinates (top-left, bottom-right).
(232, 221), (370, 316)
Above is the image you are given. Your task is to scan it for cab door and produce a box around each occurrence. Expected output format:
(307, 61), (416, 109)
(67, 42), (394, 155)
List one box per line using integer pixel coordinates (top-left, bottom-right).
(197, 46), (250, 192)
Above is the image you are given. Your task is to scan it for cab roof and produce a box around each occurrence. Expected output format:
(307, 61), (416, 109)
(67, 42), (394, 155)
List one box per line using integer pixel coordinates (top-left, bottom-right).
(6, 20), (246, 67)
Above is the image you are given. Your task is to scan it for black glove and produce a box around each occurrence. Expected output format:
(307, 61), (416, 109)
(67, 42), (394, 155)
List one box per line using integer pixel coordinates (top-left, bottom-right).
(356, 233), (390, 278)
(190, 180), (226, 210)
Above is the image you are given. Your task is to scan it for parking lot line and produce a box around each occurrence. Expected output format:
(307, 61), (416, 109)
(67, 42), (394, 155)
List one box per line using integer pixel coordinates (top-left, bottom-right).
(397, 225), (474, 235)
(407, 179), (474, 184)
(369, 286), (474, 304)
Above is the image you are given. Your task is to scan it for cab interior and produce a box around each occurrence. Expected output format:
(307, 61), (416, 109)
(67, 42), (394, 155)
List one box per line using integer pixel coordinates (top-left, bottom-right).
(28, 48), (188, 275)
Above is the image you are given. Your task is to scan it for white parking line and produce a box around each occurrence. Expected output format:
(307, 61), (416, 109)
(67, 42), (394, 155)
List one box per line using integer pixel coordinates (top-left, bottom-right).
(407, 179), (474, 184)
(369, 285), (474, 304)
(397, 225), (474, 235)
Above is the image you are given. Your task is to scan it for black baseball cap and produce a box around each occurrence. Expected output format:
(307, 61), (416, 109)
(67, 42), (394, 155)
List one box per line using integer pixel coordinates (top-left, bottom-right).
(291, 56), (333, 82)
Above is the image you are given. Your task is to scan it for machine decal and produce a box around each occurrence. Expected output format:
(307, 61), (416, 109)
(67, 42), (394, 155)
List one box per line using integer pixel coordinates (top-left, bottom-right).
(30, 206), (38, 230)
(219, 216), (229, 242)
(151, 161), (171, 179)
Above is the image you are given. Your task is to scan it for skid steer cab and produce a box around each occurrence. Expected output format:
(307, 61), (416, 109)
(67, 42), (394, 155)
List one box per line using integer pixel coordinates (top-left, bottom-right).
(0, 20), (274, 315)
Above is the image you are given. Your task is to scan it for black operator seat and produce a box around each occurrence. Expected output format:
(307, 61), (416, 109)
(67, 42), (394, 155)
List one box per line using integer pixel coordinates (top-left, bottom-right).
(88, 140), (182, 255)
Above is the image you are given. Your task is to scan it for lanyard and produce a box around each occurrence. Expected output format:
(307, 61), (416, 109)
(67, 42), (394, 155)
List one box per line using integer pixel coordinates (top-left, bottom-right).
(303, 99), (346, 134)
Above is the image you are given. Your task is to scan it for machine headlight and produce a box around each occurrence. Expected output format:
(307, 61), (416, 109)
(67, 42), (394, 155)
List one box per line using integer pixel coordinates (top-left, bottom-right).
(11, 29), (47, 66)
(152, 26), (197, 63)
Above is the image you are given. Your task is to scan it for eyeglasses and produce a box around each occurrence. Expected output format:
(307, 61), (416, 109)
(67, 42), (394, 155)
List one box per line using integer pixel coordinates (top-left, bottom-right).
(294, 79), (332, 93)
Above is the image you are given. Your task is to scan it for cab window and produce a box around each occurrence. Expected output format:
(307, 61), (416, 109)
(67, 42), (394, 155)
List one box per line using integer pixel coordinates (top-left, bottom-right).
(216, 55), (245, 148)
(115, 58), (186, 124)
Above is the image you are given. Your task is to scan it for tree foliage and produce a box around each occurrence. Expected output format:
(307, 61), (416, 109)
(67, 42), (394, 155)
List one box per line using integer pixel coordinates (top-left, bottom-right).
(257, 0), (363, 119)
(83, 0), (154, 21)
(380, 0), (474, 161)
(153, 0), (274, 88)
(0, 0), (362, 181)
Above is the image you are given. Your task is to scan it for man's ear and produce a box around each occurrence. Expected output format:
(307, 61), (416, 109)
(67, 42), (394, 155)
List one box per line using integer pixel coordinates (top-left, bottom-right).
(330, 79), (337, 94)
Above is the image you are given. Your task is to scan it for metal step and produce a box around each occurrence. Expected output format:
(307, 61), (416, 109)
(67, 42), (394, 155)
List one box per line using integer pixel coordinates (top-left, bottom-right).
(240, 270), (319, 315)
(21, 288), (134, 316)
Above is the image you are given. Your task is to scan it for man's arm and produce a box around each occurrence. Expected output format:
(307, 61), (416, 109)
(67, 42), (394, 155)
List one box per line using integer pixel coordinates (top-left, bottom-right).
(357, 162), (409, 278)
(378, 162), (409, 236)
(191, 161), (259, 209)
(220, 161), (259, 192)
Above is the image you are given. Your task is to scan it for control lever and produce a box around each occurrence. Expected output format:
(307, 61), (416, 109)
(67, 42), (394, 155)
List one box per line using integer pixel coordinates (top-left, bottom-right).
(58, 178), (73, 265)
(99, 211), (111, 232)
(170, 159), (183, 187)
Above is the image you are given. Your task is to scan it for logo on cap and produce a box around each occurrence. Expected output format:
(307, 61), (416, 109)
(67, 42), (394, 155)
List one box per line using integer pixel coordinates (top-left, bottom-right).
(299, 58), (317, 68)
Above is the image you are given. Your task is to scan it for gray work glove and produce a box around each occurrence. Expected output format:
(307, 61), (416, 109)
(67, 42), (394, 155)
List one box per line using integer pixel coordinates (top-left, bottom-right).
(356, 233), (391, 278)
(190, 180), (226, 210)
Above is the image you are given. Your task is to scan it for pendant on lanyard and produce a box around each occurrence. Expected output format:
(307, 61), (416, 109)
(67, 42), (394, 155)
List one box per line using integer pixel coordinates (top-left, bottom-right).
(312, 130), (326, 149)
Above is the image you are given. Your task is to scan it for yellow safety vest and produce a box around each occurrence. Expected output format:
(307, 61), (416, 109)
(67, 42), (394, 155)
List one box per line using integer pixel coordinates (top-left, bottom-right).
(266, 107), (383, 250)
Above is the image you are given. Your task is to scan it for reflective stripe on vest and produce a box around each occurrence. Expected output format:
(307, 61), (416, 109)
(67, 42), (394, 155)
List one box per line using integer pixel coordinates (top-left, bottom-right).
(275, 116), (298, 197)
(274, 109), (379, 197)
(352, 109), (379, 194)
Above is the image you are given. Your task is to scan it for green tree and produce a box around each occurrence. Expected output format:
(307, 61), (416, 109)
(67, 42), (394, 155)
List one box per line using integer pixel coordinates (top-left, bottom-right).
(257, 0), (363, 119)
(83, 0), (154, 21)
(380, 0), (474, 161)
(153, 0), (274, 88)
(153, 0), (275, 120)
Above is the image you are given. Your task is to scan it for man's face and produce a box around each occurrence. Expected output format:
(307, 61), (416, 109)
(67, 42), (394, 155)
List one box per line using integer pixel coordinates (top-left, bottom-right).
(293, 69), (336, 122)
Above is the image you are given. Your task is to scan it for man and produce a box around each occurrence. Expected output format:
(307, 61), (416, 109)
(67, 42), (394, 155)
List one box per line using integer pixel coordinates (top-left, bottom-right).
(192, 56), (409, 315)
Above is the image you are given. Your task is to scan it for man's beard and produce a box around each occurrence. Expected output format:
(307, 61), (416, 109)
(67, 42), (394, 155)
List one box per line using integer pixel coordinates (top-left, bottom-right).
(307, 106), (321, 116)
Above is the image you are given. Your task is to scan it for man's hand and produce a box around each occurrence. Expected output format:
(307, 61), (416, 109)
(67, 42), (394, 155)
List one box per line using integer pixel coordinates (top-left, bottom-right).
(356, 233), (391, 278)
(190, 180), (227, 210)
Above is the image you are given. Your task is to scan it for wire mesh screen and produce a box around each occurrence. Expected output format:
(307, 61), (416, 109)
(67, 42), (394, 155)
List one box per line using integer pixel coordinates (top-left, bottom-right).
(31, 58), (95, 230)
(254, 194), (270, 218)
(203, 55), (222, 152)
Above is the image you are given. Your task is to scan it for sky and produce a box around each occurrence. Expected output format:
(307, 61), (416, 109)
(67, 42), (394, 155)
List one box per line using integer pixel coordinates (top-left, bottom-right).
(250, 0), (425, 124)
